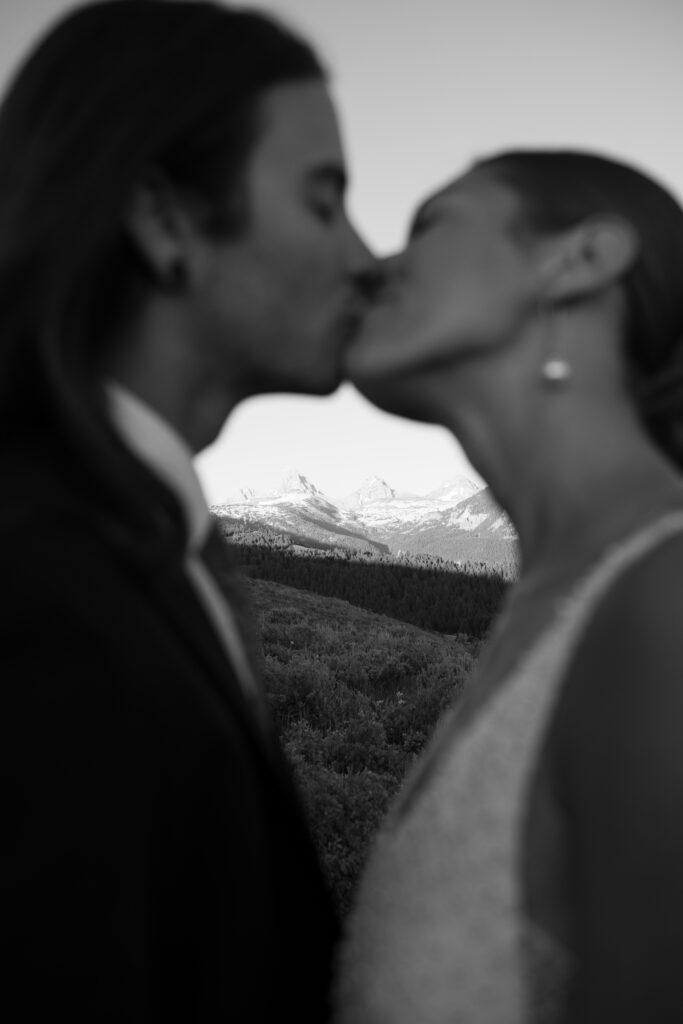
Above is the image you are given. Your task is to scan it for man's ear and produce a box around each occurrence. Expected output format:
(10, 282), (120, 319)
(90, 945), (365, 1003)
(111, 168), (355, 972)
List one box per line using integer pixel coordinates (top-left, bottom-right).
(539, 214), (640, 303)
(123, 172), (196, 289)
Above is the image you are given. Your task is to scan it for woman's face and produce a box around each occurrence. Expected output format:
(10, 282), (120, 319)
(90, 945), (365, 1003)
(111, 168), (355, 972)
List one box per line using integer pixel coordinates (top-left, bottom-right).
(345, 171), (544, 398)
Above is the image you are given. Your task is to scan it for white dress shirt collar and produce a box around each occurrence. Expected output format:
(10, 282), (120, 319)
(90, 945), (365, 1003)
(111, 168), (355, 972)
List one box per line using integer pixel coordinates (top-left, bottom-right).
(104, 381), (211, 553)
(104, 381), (266, 717)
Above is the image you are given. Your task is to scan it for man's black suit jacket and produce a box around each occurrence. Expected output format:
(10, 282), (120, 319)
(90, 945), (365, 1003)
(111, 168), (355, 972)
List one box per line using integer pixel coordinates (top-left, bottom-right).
(1, 434), (339, 1022)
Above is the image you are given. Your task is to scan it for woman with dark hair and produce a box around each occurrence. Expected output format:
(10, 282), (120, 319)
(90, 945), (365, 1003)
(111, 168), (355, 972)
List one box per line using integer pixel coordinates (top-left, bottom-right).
(1, 1), (376, 1020)
(333, 151), (683, 1023)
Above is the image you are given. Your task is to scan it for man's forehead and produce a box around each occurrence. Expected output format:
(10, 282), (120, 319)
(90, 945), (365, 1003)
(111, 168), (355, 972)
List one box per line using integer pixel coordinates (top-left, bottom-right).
(252, 79), (345, 172)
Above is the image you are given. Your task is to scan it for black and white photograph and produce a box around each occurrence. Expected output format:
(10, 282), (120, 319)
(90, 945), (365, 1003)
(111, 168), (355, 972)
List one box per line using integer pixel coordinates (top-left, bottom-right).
(2, 0), (683, 1020)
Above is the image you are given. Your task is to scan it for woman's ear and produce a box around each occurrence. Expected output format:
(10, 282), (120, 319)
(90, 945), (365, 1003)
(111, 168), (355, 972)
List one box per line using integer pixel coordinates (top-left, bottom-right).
(539, 214), (640, 303)
(123, 171), (194, 289)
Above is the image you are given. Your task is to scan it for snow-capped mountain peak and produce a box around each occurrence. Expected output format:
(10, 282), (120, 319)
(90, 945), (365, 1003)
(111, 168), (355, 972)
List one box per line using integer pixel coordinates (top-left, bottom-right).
(342, 476), (397, 507)
(211, 471), (516, 564)
(274, 468), (321, 498)
(426, 476), (481, 503)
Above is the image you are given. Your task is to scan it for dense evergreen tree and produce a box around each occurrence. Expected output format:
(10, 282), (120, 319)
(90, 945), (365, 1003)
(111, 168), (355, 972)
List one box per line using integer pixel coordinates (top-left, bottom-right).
(215, 516), (514, 914)
(249, 577), (481, 915)
(216, 515), (513, 638)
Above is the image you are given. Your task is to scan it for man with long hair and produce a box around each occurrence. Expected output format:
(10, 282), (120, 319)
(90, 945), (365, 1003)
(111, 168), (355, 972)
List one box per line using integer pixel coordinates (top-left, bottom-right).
(0, 2), (377, 1020)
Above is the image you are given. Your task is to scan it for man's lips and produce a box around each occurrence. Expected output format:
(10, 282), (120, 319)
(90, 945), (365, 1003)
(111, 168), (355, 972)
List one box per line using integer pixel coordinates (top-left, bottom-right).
(339, 311), (363, 344)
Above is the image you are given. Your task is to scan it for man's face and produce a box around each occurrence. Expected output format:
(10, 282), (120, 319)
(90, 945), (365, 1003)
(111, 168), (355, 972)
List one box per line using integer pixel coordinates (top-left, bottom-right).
(191, 79), (376, 399)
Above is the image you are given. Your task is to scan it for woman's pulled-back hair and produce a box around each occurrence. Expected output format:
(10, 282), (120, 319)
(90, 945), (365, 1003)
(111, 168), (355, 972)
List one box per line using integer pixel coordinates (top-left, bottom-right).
(0, 0), (324, 563)
(474, 150), (683, 469)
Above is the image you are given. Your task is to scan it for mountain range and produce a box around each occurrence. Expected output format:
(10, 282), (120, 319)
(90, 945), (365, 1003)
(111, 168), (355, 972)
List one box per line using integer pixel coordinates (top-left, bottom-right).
(211, 469), (518, 565)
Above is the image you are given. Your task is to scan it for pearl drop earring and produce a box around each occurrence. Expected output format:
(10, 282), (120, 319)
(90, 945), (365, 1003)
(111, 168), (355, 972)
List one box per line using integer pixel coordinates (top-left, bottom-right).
(541, 306), (572, 386)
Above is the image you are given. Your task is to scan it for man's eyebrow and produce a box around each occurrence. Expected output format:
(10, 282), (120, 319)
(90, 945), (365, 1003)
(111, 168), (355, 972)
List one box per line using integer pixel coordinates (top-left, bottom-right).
(307, 164), (348, 195)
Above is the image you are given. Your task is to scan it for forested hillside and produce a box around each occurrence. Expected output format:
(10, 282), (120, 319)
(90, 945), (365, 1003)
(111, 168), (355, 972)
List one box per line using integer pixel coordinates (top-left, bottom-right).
(218, 516), (514, 638)
(249, 576), (482, 916)
(227, 516), (514, 916)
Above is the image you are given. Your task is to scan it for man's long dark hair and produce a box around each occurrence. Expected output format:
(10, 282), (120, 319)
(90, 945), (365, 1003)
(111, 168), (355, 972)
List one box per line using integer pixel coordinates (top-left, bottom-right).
(0, 0), (324, 565)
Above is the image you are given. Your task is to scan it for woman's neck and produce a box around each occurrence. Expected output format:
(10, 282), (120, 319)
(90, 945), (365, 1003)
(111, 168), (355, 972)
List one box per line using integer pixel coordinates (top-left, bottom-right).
(444, 388), (683, 585)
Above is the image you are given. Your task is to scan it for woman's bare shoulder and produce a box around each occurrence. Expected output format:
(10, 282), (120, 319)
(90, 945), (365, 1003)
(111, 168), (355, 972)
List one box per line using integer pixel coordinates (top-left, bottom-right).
(551, 525), (683, 787)
(541, 530), (683, 1017)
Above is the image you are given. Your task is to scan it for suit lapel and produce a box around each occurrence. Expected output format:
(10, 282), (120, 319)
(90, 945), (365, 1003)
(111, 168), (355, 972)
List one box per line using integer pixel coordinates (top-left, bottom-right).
(16, 443), (310, 826)
(143, 556), (283, 767)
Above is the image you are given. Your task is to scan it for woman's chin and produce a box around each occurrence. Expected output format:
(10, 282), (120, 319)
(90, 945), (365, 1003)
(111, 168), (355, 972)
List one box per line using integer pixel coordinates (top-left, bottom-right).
(343, 331), (394, 382)
(355, 375), (442, 425)
(343, 339), (443, 424)
(343, 308), (422, 380)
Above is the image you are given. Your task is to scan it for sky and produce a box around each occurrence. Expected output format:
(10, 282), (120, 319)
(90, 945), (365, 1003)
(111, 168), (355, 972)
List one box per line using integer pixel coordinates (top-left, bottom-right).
(3, 0), (683, 502)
